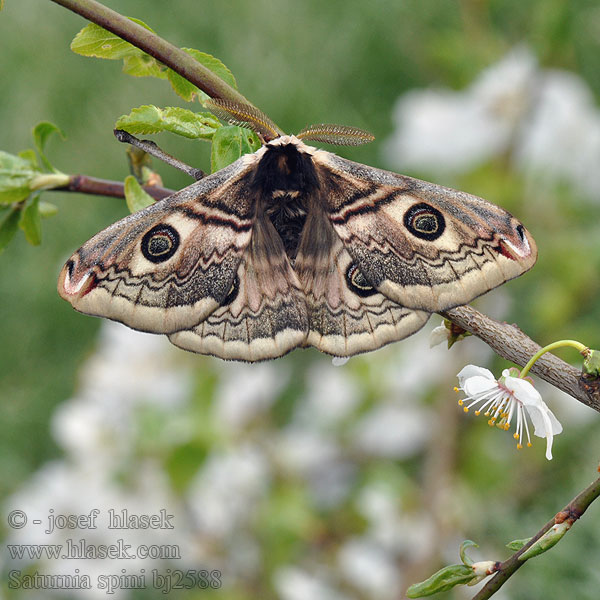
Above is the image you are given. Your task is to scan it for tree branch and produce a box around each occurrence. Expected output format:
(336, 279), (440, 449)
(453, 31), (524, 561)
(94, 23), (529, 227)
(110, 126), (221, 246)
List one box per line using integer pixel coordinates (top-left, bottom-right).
(52, 174), (174, 200)
(49, 0), (255, 111)
(441, 305), (600, 413)
(472, 473), (600, 599)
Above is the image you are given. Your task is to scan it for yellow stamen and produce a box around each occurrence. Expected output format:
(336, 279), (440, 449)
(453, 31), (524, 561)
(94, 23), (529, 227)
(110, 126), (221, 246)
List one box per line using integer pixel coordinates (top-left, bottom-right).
(513, 433), (519, 439)
(463, 407), (469, 413)
(454, 387), (459, 392)
(458, 399), (464, 406)
(527, 442), (532, 448)
(517, 443), (523, 449)
(475, 410), (480, 416)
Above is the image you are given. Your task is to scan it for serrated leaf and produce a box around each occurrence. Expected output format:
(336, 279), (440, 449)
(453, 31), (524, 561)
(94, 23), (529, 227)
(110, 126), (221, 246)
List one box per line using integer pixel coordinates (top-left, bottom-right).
(406, 564), (475, 598)
(0, 205), (21, 253)
(70, 18), (155, 60)
(166, 48), (237, 101)
(116, 105), (221, 139)
(19, 195), (42, 245)
(184, 49), (237, 90)
(166, 69), (199, 102)
(506, 537), (531, 551)
(0, 151), (40, 204)
(124, 175), (155, 213)
(32, 121), (65, 171)
(39, 201), (59, 218)
(210, 125), (260, 172)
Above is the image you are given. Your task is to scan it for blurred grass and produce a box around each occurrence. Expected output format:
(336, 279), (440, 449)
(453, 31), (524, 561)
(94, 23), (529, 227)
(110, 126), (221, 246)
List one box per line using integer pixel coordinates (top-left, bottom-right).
(1, 0), (600, 598)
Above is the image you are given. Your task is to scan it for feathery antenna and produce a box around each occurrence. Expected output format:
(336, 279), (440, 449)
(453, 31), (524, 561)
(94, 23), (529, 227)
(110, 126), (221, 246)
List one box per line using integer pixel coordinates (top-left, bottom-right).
(205, 99), (285, 141)
(296, 124), (375, 146)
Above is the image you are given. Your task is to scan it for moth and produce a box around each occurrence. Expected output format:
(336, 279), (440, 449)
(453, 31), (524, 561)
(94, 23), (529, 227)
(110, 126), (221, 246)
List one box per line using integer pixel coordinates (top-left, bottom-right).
(58, 103), (537, 362)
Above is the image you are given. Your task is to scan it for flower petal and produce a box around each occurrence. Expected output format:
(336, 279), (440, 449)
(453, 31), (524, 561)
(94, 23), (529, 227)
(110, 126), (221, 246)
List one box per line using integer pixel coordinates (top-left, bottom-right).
(457, 365), (495, 387)
(463, 376), (500, 397)
(429, 325), (449, 348)
(503, 376), (542, 405)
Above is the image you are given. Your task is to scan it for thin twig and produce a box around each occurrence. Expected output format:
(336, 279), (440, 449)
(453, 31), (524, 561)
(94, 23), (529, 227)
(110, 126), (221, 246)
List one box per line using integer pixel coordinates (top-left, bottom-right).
(114, 130), (205, 180)
(441, 305), (600, 413)
(52, 174), (174, 200)
(472, 474), (600, 599)
(49, 0), (255, 112)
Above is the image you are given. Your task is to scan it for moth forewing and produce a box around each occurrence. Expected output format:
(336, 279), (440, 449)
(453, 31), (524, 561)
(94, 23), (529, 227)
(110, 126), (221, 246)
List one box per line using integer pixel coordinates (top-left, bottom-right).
(58, 134), (537, 361)
(58, 153), (261, 335)
(314, 149), (537, 313)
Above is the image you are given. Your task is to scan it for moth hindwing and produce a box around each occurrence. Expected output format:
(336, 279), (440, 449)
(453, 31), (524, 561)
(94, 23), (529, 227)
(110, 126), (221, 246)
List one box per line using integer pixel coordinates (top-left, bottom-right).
(59, 135), (536, 361)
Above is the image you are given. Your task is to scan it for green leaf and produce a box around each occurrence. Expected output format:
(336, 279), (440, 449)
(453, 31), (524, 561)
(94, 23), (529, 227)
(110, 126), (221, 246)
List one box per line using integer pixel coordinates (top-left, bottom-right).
(70, 18), (155, 60)
(518, 523), (570, 561)
(124, 175), (155, 213)
(210, 125), (260, 172)
(122, 53), (165, 78)
(32, 121), (65, 171)
(115, 105), (221, 139)
(0, 204), (21, 253)
(459, 540), (479, 566)
(166, 48), (237, 101)
(0, 151), (40, 204)
(406, 564), (475, 598)
(506, 537), (531, 551)
(185, 49), (237, 90)
(19, 195), (42, 246)
(18, 149), (39, 168)
(583, 349), (600, 377)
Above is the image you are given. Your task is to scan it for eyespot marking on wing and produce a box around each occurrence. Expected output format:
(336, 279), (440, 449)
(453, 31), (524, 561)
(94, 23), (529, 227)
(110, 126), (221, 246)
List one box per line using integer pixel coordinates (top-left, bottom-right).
(141, 224), (180, 263)
(345, 263), (377, 297)
(403, 203), (446, 241)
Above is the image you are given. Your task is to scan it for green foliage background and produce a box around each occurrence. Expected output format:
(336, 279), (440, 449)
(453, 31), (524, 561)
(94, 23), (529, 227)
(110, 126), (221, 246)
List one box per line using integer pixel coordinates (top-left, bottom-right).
(1, 1), (599, 599)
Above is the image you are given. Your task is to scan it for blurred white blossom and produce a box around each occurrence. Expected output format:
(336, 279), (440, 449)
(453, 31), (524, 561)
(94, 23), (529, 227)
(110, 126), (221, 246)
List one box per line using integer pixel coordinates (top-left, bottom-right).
(187, 444), (270, 538)
(215, 361), (287, 431)
(337, 538), (402, 599)
(384, 46), (536, 173)
(274, 566), (351, 600)
(353, 404), (432, 458)
(297, 361), (361, 426)
(385, 46), (600, 202)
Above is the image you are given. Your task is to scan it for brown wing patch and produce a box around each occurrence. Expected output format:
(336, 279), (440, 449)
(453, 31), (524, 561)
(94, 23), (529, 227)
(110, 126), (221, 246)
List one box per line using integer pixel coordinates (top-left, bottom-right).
(169, 213), (309, 361)
(295, 201), (430, 357)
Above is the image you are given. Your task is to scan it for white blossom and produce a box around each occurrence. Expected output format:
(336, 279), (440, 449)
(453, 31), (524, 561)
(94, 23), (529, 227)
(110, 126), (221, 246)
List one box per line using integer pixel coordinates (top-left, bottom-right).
(455, 365), (563, 459)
